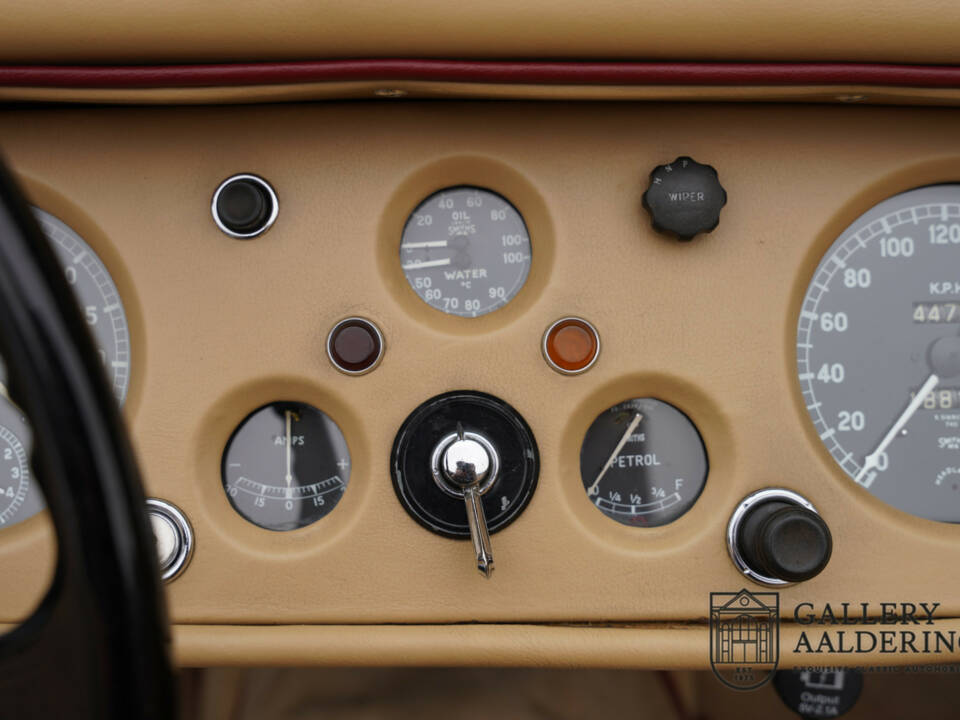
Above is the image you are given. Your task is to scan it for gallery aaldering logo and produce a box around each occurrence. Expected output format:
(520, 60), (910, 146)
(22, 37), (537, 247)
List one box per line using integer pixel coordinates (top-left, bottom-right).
(710, 589), (780, 690)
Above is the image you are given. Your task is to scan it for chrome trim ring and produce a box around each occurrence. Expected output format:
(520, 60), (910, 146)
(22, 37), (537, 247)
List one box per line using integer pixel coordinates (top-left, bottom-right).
(541, 316), (601, 375)
(726, 487), (819, 587)
(211, 173), (279, 239)
(430, 431), (500, 499)
(146, 497), (194, 583)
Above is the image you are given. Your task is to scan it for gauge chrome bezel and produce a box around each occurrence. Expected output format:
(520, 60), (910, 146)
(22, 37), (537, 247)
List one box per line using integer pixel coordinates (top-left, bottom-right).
(211, 173), (279, 239)
(726, 487), (819, 587)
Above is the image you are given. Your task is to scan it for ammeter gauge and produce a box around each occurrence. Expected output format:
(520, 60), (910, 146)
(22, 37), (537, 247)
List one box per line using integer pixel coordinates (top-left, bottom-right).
(579, 398), (708, 527)
(222, 402), (351, 531)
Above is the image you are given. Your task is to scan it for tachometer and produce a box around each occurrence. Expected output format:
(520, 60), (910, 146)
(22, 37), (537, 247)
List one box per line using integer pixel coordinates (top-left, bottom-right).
(400, 186), (532, 317)
(797, 184), (960, 522)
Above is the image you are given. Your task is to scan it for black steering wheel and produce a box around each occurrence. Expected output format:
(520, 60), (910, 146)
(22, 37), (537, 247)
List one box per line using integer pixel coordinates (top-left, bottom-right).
(0, 160), (176, 718)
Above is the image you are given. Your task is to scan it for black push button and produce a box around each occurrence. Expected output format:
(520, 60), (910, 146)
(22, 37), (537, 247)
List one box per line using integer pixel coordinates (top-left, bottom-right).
(737, 500), (832, 583)
(212, 175), (277, 238)
(642, 156), (726, 240)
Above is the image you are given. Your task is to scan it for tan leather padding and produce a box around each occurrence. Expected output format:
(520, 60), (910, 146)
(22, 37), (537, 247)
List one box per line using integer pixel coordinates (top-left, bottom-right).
(167, 622), (960, 669)
(1, 103), (959, 666)
(2, 1), (960, 63)
(4, 83), (960, 107)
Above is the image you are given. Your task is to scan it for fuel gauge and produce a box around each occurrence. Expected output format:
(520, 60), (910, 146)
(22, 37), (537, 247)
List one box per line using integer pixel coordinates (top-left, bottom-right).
(579, 398), (707, 527)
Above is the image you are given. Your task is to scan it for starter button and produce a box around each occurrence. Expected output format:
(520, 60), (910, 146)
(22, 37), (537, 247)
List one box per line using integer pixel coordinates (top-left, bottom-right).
(212, 174), (279, 238)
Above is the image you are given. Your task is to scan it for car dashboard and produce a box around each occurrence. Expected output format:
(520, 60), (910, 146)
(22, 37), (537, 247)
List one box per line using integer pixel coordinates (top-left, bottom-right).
(1, 0), (960, 681)
(1, 102), (958, 670)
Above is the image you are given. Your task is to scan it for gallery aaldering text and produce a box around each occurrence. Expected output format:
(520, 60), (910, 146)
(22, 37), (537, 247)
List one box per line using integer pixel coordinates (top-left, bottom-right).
(792, 602), (956, 654)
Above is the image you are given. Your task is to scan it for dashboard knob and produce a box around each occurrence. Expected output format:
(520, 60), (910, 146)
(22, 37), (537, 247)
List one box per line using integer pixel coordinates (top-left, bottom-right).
(642, 156), (726, 240)
(438, 429), (497, 577)
(735, 499), (832, 584)
(212, 174), (278, 238)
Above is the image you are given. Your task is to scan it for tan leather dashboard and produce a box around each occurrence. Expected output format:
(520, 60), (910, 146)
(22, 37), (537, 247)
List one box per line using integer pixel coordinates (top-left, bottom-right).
(2, 1), (960, 64)
(0, 102), (959, 667)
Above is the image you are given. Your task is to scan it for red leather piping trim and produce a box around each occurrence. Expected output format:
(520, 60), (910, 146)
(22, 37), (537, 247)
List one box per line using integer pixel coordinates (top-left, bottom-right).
(1, 61), (960, 89)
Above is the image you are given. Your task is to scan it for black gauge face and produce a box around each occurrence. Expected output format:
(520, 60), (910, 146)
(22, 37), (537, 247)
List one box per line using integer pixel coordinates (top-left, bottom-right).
(798, 184), (960, 522)
(400, 186), (532, 317)
(580, 398), (708, 527)
(222, 402), (351, 531)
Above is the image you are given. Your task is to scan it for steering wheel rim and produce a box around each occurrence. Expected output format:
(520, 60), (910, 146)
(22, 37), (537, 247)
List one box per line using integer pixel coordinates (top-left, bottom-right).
(0, 159), (176, 718)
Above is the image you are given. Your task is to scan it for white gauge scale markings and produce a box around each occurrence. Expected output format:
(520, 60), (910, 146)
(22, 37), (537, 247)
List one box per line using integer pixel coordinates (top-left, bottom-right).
(0, 424), (29, 525)
(232, 475), (346, 499)
(33, 209), (131, 405)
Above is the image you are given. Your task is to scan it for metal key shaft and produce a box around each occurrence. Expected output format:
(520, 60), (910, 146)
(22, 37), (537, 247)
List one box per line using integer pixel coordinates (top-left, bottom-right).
(440, 427), (496, 578)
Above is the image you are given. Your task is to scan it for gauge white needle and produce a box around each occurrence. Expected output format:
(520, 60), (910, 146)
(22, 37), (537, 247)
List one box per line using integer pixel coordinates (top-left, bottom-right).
(401, 258), (452, 270)
(400, 241), (449, 249)
(284, 410), (293, 489)
(587, 413), (643, 497)
(854, 372), (939, 486)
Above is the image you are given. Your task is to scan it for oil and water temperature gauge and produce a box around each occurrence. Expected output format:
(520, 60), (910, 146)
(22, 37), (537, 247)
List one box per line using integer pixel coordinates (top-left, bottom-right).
(580, 398), (708, 527)
(222, 402), (351, 531)
(400, 186), (532, 317)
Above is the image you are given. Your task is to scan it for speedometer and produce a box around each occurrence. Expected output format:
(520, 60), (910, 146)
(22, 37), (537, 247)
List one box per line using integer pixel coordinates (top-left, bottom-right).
(797, 184), (960, 522)
(400, 186), (532, 317)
